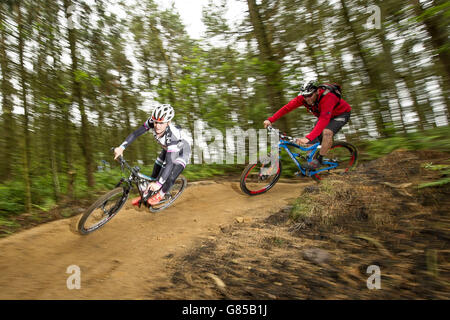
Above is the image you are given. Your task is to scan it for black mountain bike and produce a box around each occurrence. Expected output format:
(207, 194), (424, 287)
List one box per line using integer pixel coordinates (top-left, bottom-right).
(77, 149), (187, 235)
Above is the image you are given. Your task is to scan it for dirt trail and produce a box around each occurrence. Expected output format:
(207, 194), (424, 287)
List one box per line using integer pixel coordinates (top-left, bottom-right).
(0, 180), (308, 299)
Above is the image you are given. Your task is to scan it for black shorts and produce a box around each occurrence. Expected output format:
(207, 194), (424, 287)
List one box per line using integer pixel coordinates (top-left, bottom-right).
(309, 112), (351, 144)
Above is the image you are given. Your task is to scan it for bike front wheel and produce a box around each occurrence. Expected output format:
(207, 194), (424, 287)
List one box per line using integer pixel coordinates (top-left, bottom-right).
(77, 187), (129, 235)
(240, 156), (282, 196)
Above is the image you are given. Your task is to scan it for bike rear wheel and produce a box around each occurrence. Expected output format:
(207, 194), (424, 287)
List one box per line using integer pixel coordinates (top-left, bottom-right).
(240, 156), (282, 196)
(311, 141), (358, 182)
(149, 175), (187, 212)
(77, 187), (129, 235)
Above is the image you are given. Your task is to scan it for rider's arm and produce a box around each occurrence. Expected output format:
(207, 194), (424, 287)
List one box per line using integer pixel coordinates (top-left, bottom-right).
(267, 95), (305, 123)
(305, 93), (338, 142)
(119, 119), (154, 149)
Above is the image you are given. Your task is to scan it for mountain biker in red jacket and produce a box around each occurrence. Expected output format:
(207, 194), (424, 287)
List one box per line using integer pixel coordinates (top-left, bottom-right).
(263, 80), (351, 169)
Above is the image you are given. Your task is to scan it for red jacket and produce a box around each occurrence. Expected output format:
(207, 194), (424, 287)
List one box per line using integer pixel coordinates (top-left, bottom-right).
(268, 88), (351, 141)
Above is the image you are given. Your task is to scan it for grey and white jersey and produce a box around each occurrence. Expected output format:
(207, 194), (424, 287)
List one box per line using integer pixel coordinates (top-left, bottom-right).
(120, 118), (190, 154)
(120, 118), (191, 186)
(144, 119), (188, 151)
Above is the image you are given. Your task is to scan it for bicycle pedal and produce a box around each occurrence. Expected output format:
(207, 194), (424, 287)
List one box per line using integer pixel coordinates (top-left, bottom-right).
(141, 194), (151, 208)
(295, 171), (305, 177)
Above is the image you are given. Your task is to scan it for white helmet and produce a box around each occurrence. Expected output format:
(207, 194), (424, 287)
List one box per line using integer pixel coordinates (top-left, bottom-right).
(151, 104), (175, 122)
(299, 80), (318, 96)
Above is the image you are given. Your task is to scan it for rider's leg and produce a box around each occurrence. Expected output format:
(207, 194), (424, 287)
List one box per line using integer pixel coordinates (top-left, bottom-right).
(151, 150), (167, 179)
(132, 150), (167, 206)
(306, 119), (321, 157)
(305, 112), (351, 170)
(318, 129), (334, 161)
(147, 164), (184, 206)
(304, 135), (324, 170)
(306, 135), (321, 159)
(160, 141), (190, 194)
(148, 140), (190, 205)
(161, 164), (184, 194)
(317, 112), (351, 162)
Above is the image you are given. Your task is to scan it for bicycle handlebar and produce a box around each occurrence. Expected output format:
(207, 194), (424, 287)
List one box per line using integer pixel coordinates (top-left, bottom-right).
(111, 147), (134, 174)
(266, 126), (295, 142)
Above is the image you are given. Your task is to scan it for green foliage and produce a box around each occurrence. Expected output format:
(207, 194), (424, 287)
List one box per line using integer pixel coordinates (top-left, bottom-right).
(358, 126), (450, 161)
(0, 181), (26, 214)
(93, 168), (126, 191)
(419, 162), (450, 189)
(30, 173), (57, 206)
(418, 178), (450, 188)
(422, 163), (450, 171)
(74, 69), (89, 82)
(0, 217), (20, 228)
(413, 2), (450, 22)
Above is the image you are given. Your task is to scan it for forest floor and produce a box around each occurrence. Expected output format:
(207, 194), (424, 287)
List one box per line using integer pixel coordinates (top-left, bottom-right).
(0, 149), (448, 299)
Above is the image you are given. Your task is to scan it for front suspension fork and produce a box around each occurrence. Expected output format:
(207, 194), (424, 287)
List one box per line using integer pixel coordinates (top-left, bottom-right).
(115, 178), (132, 196)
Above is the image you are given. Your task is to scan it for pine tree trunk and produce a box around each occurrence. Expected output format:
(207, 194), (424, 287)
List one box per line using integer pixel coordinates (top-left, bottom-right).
(44, 102), (61, 201)
(43, 0), (74, 198)
(404, 77), (425, 131)
(411, 0), (450, 80)
(339, 0), (389, 136)
(411, 0), (450, 119)
(0, 7), (15, 180)
(377, 24), (407, 133)
(150, 24), (176, 106)
(118, 73), (135, 164)
(63, 0), (95, 187)
(246, 0), (288, 132)
(15, 2), (32, 212)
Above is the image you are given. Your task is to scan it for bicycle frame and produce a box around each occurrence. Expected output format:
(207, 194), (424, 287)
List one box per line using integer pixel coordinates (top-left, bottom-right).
(278, 139), (339, 176)
(114, 154), (157, 207)
(114, 152), (184, 209)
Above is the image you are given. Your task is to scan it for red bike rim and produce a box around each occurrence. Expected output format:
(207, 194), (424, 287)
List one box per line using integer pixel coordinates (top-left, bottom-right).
(244, 163), (280, 194)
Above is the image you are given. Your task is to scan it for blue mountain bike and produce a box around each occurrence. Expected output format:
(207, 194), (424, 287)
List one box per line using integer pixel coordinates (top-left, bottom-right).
(240, 126), (358, 195)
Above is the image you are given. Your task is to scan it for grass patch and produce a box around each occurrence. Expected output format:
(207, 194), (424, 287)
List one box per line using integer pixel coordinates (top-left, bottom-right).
(289, 196), (314, 222)
(0, 217), (20, 228)
(263, 236), (291, 248)
(419, 162), (450, 189)
(418, 178), (450, 188)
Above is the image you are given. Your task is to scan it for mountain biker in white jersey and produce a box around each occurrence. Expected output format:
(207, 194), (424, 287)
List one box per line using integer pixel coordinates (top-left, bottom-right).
(114, 104), (191, 206)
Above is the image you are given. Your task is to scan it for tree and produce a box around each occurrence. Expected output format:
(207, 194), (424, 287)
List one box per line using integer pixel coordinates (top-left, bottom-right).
(14, 0), (32, 212)
(0, 2), (16, 180)
(246, 0), (289, 131)
(63, 0), (95, 188)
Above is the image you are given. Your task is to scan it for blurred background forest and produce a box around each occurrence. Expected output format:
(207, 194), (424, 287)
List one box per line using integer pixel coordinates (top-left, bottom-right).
(0, 0), (449, 216)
